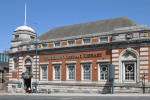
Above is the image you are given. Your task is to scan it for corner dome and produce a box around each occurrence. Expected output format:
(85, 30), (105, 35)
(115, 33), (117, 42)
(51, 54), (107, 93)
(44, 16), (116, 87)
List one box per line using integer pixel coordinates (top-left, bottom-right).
(15, 25), (35, 33)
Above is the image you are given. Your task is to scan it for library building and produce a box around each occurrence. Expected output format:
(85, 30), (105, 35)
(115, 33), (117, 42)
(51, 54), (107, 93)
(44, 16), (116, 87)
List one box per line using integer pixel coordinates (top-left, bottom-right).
(8, 17), (150, 93)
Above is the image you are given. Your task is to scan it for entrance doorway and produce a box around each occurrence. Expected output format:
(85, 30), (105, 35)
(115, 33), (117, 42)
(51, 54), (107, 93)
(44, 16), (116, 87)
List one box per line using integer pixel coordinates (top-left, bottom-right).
(24, 79), (31, 91)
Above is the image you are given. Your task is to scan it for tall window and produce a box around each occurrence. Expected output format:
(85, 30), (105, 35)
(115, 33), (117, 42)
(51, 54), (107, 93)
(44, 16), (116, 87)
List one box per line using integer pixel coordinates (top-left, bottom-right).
(42, 67), (47, 79)
(68, 41), (75, 45)
(100, 65), (108, 80)
(125, 64), (134, 81)
(83, 39), (91, 44)
(54, 65), (60, 80)
(82, 65), (91, 80)
(67, 65), (75, 80)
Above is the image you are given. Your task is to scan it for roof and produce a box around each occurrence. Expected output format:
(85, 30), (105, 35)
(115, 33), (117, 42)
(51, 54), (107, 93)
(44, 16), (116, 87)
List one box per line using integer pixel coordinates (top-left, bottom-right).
(38, 17), (138, 40)
(15, 25), (35, 33)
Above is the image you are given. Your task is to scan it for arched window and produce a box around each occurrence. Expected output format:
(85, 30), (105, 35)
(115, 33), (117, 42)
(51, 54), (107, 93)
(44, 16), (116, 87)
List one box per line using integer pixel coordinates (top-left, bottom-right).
(119, 48), (139, 83)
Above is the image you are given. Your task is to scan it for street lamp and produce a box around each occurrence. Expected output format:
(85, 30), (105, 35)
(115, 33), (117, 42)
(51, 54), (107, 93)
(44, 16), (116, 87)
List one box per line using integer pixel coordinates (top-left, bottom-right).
(138, 71), (148, 94)
(29, 33), (37, 93)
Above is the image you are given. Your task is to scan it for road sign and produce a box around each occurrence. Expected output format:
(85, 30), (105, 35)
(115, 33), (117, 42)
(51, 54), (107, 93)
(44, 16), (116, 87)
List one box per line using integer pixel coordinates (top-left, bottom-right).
(109, 64), (115, 79)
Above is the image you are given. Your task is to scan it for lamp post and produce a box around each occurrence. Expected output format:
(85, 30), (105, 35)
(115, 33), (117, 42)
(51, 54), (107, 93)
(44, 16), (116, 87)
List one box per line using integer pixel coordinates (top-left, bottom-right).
(29, 33), (37, 93)
(35, 33), (37, 93)
(138, 71), (148, 94)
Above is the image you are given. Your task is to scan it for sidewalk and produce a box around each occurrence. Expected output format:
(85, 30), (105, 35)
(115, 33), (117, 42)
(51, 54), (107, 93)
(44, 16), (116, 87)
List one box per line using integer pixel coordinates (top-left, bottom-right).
(0, 93), (150, 97)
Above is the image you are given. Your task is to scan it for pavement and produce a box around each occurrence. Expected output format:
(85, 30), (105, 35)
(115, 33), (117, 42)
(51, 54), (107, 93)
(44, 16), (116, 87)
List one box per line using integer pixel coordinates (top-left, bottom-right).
(0, 92), (150, 97)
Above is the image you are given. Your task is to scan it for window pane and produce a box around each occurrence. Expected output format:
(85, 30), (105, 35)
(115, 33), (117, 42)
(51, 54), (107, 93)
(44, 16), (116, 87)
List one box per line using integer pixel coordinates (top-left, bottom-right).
(55, 66), (60, 79)
(100, 37), (108, 42)
(42, 44), (47, 48)
(68, 41), (75, 45)
(42, 67), (47, 79)
(125, 64), (134, 81)
(83, 65), (90, 80)
(83, 39), (91, 44)
(100, 65), (108, 80)
(68, 66), (75, 80)
(55, 42), (60, 47)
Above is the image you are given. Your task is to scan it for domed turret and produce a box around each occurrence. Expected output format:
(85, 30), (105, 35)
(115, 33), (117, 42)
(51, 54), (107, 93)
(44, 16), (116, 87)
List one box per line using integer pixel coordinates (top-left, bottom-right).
(15, 25), (35, 33)
(10, 3), (36, 53)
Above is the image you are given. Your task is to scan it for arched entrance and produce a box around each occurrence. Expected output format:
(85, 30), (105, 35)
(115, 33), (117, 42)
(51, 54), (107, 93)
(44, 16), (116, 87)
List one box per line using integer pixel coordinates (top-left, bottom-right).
(21, 56), (33, 90)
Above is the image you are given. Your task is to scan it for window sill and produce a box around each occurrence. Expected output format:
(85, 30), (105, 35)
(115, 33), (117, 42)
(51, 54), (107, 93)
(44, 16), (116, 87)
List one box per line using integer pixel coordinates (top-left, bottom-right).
(40, 79), (48, 81)
(53, 79), (61, 81)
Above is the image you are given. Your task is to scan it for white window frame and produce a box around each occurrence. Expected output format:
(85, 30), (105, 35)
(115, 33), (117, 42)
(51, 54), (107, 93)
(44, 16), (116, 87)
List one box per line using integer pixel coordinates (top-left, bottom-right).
(82, 38), (91, 44)
(66, 64), (76, 81)
(53, 64), (61, 81)
(123, 62), (136, 83)
(42, 43), (48, 48)
(99, 36), (109, 42)
(81, 64), (92, 81)
(54, 42), (61, 47)
(67, 40), (76, 46)
(40, 65), (48, 81)
(98, 63), (109, 82)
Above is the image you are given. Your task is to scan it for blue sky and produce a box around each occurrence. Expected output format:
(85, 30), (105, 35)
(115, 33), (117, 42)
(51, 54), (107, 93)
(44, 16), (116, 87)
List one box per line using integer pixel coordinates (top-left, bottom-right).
(0, 0), (150, 53)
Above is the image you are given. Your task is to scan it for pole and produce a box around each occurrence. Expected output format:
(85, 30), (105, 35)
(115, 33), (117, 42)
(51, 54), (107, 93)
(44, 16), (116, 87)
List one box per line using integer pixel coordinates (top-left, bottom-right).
(36, 33), (37, 93)
(112, 79), (114, 94)
(143, 71), (145, 94)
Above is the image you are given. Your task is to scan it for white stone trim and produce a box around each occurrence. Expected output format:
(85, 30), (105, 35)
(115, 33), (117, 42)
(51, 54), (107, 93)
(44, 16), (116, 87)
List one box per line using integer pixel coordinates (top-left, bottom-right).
(112, 63), (119, 65)
(40, 62), (49, 65)
(114, 80), (119, 83)
(140, 70), (148, 73)
(80, 60), (92, 63)
(140, 61), (148, 64)
(9, 58), (13, 60)
(140, 75), (148, 78)
(140, 48), (148, 51)
(6, 76), (12, 77)
(115, 71), (119, 73)
(112, 50), (119, 53)
(97, 60), (110, 63)
(19, 57), (23, 59)
(115, 75), (119, 78)
(19, 60), (23, 62)
(33, 62), (39, 65)
(9, 64), (12, 66)
(34, 56), (39, 58)
(112, 58), (119, 61)
(115, 67), (119, 69)
(19, 63), (23, 65)
(52, 62), (62, 65)
(33, 72), (39, 74)
(34, 59), (39, 61)
(33, 69), (39, 71)
(65, 61), (77, 64)
(140, 57), (148, 60)
(33, 66), (39, 68)
(140, 66), (148, 69)
(19, 69), (23, 71)
(112, 54), (119, 57)
(140, 52), (148, 55)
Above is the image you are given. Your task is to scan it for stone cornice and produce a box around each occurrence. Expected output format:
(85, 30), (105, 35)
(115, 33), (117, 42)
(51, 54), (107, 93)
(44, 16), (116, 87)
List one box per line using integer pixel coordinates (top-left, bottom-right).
(9, 38), (150, 56)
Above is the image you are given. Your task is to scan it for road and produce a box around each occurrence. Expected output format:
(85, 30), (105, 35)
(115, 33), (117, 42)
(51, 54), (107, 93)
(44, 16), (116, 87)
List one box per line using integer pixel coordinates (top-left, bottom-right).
(0, 95), (150, 100)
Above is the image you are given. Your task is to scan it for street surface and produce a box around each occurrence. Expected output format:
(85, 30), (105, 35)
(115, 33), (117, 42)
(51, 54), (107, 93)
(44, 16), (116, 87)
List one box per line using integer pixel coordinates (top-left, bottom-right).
(0, 95), (150, 100)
